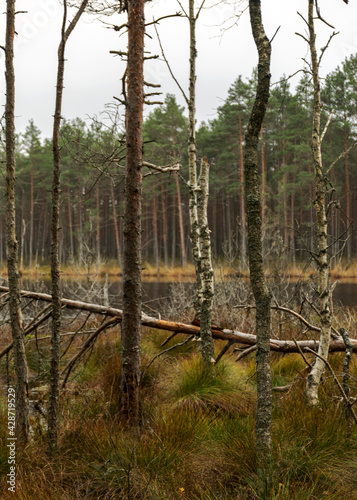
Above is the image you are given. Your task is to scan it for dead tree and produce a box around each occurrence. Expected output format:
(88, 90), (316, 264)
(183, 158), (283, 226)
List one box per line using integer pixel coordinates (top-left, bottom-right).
(244, 0), (272, 486)
(121, 0), (145, 426)
(5, 0), (30, 445)
(48, 0), (89, 455)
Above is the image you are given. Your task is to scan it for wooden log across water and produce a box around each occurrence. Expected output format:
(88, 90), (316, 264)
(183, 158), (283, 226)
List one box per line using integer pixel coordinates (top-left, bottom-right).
(0, 286), (356, 354)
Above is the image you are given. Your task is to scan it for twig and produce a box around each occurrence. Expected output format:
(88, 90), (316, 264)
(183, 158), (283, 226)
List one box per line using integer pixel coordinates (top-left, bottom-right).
(61, 316), (120, 388)
(154, 24), (188, 105)
(160, 331), (179, 347)
(326, 141), (357, 175)
(215, 341), (233, 364)
(141, 335), (194, 380)
(294, 338), (313, 369)
(304, 347), (357, 424)
(320, 109), (334, 143)
(235, 345), (256, 362)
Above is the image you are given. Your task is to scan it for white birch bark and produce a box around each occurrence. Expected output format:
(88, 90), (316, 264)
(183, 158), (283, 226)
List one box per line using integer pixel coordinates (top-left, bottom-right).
(305, 0), (333, 406)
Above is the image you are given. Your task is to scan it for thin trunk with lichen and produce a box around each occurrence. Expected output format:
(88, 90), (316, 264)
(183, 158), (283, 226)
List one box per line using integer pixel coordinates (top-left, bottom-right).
(5, 0), (30, 445)
(121, 0), (145, 426)
(48, 0), (88, 455)
(305, 0), (332, 406)
(244, 0), (272, 484)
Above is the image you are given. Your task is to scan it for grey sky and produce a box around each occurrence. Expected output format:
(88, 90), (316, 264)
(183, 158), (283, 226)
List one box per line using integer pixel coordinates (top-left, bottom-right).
(1, 0), (357, 139)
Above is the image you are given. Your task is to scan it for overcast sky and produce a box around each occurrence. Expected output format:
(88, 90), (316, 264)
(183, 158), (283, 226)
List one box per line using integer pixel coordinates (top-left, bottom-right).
(1, 0), (357, 139)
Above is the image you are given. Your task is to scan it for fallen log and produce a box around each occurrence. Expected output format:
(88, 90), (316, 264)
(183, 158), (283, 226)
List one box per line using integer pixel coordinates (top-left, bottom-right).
(0, 286), (356, 355)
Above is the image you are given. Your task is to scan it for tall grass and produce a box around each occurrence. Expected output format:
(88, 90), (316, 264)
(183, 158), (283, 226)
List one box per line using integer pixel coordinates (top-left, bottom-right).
(1, 329), (357, 499)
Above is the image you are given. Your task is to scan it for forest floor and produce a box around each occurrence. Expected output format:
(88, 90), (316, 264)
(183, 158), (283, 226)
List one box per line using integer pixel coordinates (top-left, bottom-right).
(1, 296), (357, 499)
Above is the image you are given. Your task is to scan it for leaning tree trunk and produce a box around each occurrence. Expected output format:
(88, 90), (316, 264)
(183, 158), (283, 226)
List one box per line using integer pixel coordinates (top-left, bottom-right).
(305, 0), (332, 406)
(48, 0), (88, 455)
(244, 0), (272, 486)
(121, 0), (145, 427)
(5, 0), (30, 445)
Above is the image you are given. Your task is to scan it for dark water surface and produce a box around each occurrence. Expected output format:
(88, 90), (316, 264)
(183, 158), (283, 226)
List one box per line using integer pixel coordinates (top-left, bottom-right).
(19, 277), (357, 310)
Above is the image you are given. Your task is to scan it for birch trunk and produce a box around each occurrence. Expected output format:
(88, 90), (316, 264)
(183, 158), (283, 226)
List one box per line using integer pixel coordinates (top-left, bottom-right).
(121, 0), (145, 426)
(187, 0), (215, 363)
(245, 0), (272, 483)
(197, 158), (215, 364)
(5, 0), (30, 445)
(305, 0), (332, 406)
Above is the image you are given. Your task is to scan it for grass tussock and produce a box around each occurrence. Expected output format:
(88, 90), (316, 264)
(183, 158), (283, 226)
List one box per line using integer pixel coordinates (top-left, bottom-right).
(2, 328), (357, 500)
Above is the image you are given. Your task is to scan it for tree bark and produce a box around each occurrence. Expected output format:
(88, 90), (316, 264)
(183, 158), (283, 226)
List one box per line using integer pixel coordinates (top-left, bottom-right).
(5, 0), (30, 445)
(187, 0), (215, 364)
(110, 178), (123, 271)
(161, 184), (169, 267)
(175, 174), (186, 268)
(121, 0), (145, 427)
(305, 0), (333, 407)
(244, 0), (272, 485)
(95, 183), (101, 265)
(197, 157), (215, 364)
(239, 113), (246, 267)
(48, 0), (88, 455)
(343, 128), (351, 263)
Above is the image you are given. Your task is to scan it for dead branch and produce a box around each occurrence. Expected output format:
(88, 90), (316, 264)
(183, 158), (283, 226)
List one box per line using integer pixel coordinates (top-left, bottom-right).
(235, 345), (257, 362)
(141, 335), (194, 380)
(0, 287), (356, 355)
(215, 341), (234, 364)
(154, 24), (188, 105)
(61, 316), (120, 388)
(142, 161), (181, 174)
(304, 347), (357, 424)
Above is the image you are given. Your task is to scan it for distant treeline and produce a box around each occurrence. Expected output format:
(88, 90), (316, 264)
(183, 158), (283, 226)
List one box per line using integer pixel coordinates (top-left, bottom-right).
(1, 54), (357, 269)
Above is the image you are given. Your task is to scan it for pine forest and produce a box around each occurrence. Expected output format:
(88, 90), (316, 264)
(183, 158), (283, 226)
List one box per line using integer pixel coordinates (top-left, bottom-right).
(1, 1), (357, 499)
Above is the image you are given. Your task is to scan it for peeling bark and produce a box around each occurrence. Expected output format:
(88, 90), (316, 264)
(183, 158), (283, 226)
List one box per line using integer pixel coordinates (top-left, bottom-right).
(197, 158), (215, 364)
(305, 0), (333, 406)
(187, 0), (215, 364)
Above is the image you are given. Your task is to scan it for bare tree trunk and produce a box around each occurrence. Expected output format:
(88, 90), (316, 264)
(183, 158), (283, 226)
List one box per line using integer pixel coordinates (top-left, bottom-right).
(244, 0), (272, 485)
(305, 0), (332, 406)
(110, 178), (123, 271)
(171, 194), (176, 266)
(29, 164), (34, 271)
(161, 184), (169, 267)
(96, 183), (101, 265)
(344, 128), (351, 263)
(239, 114), (246, 267)
(152, 194), (160, 275)
(5, 0), (29, 445)
(175, 174), (186, 268)
(121, 0), (145, 427)
(48, 0), (88, 455)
